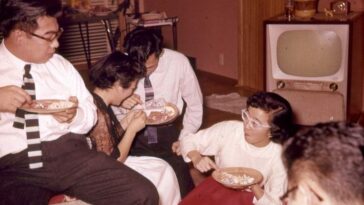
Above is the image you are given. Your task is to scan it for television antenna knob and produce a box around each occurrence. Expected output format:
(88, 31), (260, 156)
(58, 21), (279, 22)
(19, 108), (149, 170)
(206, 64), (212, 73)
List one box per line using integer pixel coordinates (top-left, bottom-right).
(277, 81), (285, 89)
(329, 83), (338, 91)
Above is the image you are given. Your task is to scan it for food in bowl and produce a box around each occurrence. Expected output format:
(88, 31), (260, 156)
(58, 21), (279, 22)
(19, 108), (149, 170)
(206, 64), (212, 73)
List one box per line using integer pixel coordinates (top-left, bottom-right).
(220, 172), (255, 186)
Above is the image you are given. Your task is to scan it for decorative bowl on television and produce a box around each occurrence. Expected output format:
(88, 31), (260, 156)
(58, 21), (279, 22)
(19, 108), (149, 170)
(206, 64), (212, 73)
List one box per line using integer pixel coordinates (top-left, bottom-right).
(294, 0), (318, 18)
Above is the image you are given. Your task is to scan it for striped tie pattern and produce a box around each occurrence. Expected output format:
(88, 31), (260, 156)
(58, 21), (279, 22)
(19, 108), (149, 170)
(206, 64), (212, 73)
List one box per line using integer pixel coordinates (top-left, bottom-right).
(144, 75), (154, 102)
(144, 75), (158, 144)
(13, 64), (43, 169)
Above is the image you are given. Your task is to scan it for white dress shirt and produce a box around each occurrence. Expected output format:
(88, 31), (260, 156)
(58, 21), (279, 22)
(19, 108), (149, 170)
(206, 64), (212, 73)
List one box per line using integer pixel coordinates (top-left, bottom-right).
(181, 120), (287, 205)
(114, 48), (203, 139)
(0, 41), (97, 158)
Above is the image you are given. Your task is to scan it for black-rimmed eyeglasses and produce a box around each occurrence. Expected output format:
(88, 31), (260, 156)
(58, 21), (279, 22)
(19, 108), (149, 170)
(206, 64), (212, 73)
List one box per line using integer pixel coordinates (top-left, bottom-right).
(280, 185), (323, 204)
(28, 28), (64, 42)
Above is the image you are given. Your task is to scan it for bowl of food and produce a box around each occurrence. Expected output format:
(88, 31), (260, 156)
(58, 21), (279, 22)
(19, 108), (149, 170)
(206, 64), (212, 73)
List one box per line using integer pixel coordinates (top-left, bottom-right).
(212, 167), (263, 189)
(20, 99), (77, 114)
(145, 99), (179, 125)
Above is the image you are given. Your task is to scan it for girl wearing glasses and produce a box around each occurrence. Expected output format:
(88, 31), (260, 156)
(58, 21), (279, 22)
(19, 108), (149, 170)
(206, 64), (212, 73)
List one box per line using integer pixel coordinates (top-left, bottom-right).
(180, 91), (294, 205)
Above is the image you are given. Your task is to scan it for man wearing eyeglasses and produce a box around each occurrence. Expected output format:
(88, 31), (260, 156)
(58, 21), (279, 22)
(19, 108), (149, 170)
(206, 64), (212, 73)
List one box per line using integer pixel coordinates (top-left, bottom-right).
(0, 0), (158, 204)
(282, 122), (364, 205)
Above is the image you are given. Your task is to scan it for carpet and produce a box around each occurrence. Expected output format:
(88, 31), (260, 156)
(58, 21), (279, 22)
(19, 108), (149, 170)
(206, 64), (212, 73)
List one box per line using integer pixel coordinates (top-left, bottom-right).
(205, 92), (247, 115)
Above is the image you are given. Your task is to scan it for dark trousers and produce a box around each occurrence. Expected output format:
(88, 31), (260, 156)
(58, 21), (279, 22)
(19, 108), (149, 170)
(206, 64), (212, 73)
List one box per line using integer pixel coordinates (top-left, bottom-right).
(0, 133), (159, 205)
(130, 124), (195, 197)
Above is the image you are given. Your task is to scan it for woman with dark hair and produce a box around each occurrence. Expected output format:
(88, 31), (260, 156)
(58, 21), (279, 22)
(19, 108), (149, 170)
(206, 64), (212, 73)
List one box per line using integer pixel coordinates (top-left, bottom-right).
(113, 28), (202, 197)
(88, 51), (181, 205)
(179, 91), (294, 205)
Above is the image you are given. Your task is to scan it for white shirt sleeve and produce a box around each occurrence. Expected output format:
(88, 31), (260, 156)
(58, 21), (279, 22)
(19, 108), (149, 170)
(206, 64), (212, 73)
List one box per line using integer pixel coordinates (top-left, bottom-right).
(178, 56), (203, 140)
(180, 121), (231, 162)
(60, 60), (97, 134)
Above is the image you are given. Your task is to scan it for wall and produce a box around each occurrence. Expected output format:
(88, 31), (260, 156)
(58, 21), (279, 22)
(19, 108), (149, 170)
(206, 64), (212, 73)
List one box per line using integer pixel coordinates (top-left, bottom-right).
(237, 0), (285, 90)
(143, 0), (239, 79)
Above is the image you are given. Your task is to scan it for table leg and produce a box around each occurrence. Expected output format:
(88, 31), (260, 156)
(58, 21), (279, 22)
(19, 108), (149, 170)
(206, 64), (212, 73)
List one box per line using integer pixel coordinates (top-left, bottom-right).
(101, 19), (115, 52)
(172, 21), (178, 50)
(78, 23), (92, 69)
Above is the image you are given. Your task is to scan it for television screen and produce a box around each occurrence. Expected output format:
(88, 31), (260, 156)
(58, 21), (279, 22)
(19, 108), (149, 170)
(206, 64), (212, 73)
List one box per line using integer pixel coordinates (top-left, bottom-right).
(267, 24), (349, 82)
(277, 30), (342, 78)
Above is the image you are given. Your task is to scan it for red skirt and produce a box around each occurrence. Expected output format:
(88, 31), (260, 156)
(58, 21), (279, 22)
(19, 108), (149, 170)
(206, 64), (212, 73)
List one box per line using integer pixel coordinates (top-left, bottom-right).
(180, 176), (254, 205)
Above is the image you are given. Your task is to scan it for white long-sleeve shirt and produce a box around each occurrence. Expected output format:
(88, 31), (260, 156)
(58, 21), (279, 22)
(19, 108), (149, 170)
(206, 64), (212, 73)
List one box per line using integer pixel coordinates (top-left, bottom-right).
(0, 41), (97, 158)
(181, 120), (287, 205)
(115, 48), (203, 139)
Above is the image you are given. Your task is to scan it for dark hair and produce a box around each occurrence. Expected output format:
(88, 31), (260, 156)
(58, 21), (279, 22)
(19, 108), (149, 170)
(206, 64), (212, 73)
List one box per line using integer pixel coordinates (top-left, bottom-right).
(89, 51), (144, 89)
(247, 91), (294, 143)
(123, 28), (164, 63)
(283, 122), (364, 203)
(0, 0), (62, 37)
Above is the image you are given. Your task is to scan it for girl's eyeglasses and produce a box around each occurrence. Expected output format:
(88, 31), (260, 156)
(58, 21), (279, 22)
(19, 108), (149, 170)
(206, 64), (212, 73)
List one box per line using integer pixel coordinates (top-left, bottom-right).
(241, 109), (270, 129)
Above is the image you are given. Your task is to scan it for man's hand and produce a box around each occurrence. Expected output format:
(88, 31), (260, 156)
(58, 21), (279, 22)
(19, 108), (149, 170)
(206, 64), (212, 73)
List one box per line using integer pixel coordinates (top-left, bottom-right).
(52, 96), (78, 123)
(0, 85), (32, 113)
(172, 141), (181, 156)
(121, 94), (142, 109)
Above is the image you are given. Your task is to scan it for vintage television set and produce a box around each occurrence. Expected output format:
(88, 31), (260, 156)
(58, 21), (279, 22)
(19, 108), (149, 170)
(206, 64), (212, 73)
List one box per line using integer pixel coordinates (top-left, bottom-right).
(265, 12), (364, 125)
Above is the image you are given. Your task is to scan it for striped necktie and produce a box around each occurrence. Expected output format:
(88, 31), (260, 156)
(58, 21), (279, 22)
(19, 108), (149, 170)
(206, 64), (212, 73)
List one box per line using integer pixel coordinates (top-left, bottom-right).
(13, 64), (43, 169)
(144, 75), (154, 102)
(144, 75), (158, 144)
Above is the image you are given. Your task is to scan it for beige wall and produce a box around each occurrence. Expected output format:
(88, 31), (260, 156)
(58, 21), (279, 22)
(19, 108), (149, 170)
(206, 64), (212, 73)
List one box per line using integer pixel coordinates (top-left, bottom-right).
(144, 0), (239, 79)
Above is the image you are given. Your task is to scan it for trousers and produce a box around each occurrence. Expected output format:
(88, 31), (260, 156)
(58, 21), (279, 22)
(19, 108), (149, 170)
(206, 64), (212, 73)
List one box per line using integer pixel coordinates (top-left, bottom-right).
(130, 123), (195, 197)
(0, 133), (159, 205)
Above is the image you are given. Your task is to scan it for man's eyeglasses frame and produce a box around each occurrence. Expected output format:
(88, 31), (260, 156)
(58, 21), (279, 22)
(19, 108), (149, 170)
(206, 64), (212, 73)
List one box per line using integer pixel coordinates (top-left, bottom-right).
(28, 27), (64, 42)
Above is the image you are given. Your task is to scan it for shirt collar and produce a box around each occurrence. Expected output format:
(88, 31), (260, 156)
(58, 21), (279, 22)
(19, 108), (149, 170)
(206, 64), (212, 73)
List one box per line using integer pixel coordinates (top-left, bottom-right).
(1, 40), (32, 70)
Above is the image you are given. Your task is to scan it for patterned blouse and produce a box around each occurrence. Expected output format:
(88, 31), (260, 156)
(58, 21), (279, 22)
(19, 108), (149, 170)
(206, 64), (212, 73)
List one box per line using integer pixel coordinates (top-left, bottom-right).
(87, 93), (125, 159)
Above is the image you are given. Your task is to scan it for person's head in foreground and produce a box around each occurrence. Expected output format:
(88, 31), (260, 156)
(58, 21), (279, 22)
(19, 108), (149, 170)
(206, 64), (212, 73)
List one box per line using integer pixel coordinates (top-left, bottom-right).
(282, 122), (364, 205)
(243, 91), (294, 147)
(123, 28), (164, 75)
(0, 0), (63, 63)
(89, 51), (144, 106)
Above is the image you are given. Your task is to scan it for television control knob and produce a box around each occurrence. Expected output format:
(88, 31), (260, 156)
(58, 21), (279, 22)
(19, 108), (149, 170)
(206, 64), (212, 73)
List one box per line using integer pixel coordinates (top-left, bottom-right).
(329, 83), (338, 91)
(277, 81), (285, 89)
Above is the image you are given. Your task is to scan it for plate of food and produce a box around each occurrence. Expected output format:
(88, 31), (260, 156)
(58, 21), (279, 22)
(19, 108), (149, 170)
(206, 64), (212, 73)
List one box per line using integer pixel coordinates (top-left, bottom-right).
(212, 167), (263, 189)
(19, 99), (77, 114)
(144, 99), (179, 125)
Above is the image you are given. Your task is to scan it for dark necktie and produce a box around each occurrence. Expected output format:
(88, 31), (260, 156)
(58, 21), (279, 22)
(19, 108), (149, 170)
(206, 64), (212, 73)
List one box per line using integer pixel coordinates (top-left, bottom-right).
(13, 64), (43, 169)
(144, 75), (154, 102)
(144, 75), (158, 144)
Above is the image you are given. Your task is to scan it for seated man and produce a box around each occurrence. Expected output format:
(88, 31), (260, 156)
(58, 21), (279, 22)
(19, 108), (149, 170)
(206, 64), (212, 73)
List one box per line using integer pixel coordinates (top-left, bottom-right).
(114, 28), (203, 197)
(0, 0), (158, 204)
(282, 122), (364, 205)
